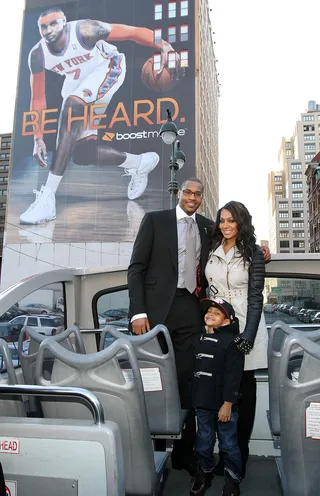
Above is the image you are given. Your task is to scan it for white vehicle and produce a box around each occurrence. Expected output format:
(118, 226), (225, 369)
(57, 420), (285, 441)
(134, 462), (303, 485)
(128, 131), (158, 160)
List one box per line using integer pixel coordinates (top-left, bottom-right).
(8, 314), (64, 336)
(264, 303), (275, 313)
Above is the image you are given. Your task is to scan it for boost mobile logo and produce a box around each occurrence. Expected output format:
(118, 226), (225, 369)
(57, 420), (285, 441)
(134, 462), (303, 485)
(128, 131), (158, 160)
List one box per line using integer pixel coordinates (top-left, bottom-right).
(102, 132), (115, 142)
(102, 129), (186, 141)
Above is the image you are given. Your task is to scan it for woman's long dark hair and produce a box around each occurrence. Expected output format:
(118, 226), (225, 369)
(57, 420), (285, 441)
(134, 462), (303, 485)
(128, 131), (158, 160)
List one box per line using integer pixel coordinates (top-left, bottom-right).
(209, 201), (257, 262)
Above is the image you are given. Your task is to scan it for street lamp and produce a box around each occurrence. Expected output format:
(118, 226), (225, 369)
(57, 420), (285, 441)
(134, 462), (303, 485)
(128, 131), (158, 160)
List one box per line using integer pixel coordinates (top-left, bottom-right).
(160, 109), (186, 208)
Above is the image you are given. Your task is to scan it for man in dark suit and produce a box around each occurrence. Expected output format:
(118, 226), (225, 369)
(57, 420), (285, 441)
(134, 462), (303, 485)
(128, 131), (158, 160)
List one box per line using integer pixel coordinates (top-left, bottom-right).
(128, 177), (213, 474)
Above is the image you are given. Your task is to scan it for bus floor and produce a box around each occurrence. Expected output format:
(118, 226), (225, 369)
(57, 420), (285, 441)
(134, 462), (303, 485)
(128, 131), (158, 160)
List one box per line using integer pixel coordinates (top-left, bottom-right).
(163, 456), (282, 495)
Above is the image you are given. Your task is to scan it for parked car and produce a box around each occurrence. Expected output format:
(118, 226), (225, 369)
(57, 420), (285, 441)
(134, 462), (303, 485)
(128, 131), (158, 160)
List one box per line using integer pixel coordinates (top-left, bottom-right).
(0, 340), (30, 371)
(19, 303), (53, 315)
(301, 309), (318, 323)
(297, 308), (308, 321)
(98, 314), (106, 328)
(102, 309), (128, 323)
(289, 306), (300, 316)
(264, 304), (275, 313)
(0, 322), (24, 342)
(8, 314), (64, 336)
(104, 328), (132, 348)
(0, 305), (25, 322)
(311, 311), (320, 324)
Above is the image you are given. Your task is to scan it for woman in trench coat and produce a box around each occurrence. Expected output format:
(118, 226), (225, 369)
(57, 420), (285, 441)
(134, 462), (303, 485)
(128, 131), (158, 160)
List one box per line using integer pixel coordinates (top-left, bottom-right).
(205, 200), (268, 477)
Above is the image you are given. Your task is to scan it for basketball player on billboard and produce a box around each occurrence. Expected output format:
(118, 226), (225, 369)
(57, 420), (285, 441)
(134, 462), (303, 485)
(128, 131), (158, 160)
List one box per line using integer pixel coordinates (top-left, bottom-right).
(20, 6), (179, 225)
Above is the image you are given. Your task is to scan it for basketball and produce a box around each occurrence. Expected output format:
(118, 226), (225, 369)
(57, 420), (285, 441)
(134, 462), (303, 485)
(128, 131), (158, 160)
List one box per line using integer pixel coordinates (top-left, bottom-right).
(141, 57), (177, 92)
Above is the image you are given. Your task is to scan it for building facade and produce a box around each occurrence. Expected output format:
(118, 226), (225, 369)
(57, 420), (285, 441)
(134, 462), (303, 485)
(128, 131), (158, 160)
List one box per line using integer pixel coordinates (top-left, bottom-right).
(1, 0), (219, 289)
(268, 101), (320, 253)
(306, 158), (320, 253)
(196, 0), (219, 219)
(0, 134), (11, 264)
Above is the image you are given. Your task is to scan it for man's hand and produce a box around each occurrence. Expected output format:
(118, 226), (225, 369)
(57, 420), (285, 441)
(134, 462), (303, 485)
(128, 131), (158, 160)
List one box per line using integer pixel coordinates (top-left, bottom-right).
(159, 42), (179, 74)
(218, 402), (232, 422)
(261, 245), (271, 263)
(132, 317), (150, 335)
(33, 138), (48, 168)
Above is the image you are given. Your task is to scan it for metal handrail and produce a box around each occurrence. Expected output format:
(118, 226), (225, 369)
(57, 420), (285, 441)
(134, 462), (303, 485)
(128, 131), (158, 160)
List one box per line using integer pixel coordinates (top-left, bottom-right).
(0, 384), (104, 426)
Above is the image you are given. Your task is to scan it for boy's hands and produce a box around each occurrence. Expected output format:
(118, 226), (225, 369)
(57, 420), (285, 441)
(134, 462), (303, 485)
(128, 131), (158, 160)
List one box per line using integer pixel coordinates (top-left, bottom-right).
(218, 402), (232, 422)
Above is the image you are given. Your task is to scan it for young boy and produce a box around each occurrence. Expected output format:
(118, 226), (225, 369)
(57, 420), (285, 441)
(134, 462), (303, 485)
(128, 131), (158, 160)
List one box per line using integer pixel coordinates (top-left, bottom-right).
(190, 298), (244, 496)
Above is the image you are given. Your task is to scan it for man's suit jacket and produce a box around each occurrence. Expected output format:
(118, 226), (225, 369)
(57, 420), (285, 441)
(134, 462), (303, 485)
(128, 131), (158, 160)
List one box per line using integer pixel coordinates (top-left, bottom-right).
(127, 208), (214, 328)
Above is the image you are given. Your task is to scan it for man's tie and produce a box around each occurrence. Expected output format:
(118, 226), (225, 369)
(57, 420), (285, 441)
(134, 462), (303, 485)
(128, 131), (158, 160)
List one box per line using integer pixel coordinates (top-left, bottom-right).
(184, 217), (197, 294)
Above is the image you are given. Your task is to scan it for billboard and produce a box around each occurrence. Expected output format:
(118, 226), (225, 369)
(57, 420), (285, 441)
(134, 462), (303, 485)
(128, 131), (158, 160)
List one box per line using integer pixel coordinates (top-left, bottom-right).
(2, 0), (195, 285)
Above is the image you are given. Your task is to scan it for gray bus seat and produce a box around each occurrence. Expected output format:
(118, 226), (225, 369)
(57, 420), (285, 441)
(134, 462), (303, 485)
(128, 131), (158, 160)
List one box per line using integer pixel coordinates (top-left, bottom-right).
(18, 324), (86, 415)
(268, 321), (320, 436)
(0, 384), (124, 496)
(100, 324), (187, 438)
(277, 333), (320, 496)
(0, 339), (26, 417)
(18, 323), (86, 384)
(35, 337), (169, 496)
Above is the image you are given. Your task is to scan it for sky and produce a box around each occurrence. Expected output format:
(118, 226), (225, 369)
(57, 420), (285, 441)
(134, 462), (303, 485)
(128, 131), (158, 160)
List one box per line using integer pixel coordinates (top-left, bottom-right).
(1, 0), (320, 241)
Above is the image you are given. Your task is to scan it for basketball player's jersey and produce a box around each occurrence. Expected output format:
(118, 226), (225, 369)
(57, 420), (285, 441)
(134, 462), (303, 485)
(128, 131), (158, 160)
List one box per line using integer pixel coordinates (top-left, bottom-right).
(36, 20), (121, 100)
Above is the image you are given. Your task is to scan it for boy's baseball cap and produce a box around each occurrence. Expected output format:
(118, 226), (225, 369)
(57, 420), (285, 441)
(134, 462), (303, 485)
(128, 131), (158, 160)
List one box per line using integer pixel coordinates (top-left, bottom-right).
(200, 297), (235, 322)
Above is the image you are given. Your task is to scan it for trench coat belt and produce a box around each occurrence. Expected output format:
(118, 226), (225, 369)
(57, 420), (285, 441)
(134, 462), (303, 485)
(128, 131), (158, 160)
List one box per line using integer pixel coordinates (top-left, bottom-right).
(216, 289), (248, 298)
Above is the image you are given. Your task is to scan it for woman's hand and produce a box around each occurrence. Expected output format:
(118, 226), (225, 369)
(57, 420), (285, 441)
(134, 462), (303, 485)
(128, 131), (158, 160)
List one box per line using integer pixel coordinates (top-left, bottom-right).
(234, 334), (253, 354)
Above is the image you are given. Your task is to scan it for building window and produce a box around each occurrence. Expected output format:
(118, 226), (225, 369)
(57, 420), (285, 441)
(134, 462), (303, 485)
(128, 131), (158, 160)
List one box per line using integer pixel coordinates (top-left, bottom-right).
(154, 28), (162, 45)
(278, 202), (288, 209)
(304, 134), (315, 141)
(292, 211), (303, 218)
(279, 232), (290, 238)
(293, 240), (305, 248)
(303, 125), (315, 132)
(180, 49), (189, 67)
(180, 24), (188, 41)
(274, 185), (282, 191)
(279, 222), (289, 228)
(305, 153), (314, 161)
(154, 3), (162, 20)
(275, 193), (282, 198)
(291, 163), (302, 170)
(274, 176), (282, 182)
(181, 0), (188, 16)
(292, 202), (303, 209)
(292, 182), (303, 189)
(303, 115), (314, 121)
(293, 222), (304, 228)
(286, 149), (291, 156)
(280, 241), (290, 248)
(279, 212), (289, 218)
(293, 231), (305, 238)
(168, 26), (176, 43)
(291, 172), (302, 179)
(292, 193), (303, 199)
(168, 51), (176, 69)
(168, 1), (176, 18)
(153, 53), (161, 72)
(304, 144), (316, 150)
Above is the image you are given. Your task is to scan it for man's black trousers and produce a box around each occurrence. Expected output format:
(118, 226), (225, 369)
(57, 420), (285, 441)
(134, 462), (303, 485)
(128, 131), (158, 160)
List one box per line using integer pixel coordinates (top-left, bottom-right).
(159, 288), (203, 463)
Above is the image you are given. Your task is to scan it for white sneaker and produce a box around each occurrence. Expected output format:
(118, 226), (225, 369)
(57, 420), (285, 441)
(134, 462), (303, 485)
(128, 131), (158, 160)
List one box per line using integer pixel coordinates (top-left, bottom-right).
(123, 152), (159, 200)
(20, 186), (56, 225)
